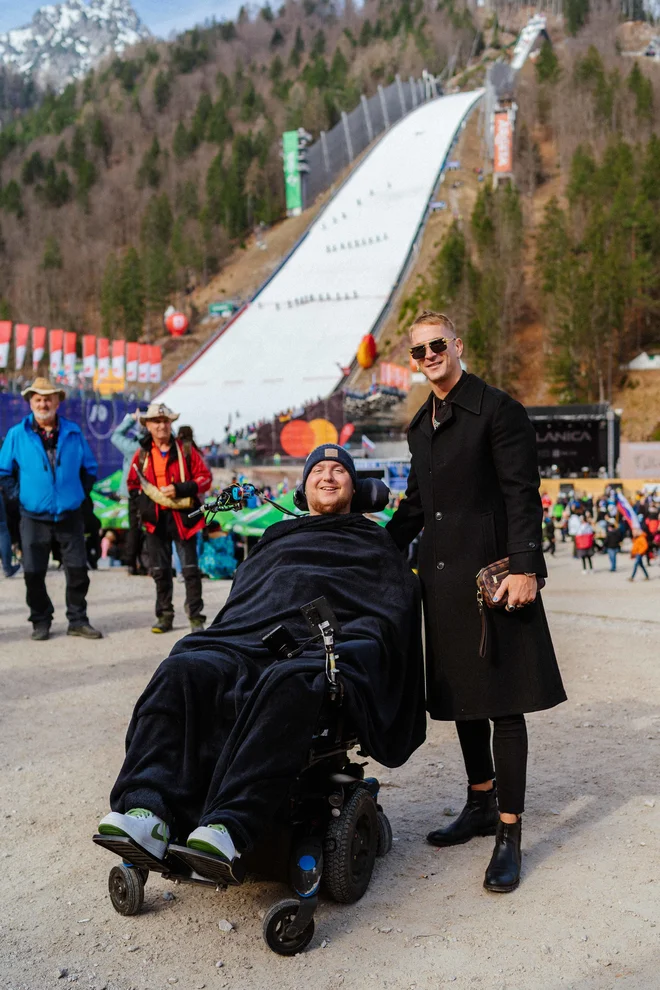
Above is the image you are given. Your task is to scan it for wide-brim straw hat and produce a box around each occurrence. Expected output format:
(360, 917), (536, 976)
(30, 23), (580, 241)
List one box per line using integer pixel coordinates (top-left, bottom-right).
(21, 377), (66, 401)
(139, 401), (180, 425)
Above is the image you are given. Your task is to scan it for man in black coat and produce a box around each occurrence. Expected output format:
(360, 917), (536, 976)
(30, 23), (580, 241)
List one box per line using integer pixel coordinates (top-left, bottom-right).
(387, 310), (566, 893)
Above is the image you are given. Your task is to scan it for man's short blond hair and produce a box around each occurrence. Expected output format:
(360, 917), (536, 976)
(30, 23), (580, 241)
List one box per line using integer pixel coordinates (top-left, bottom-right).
(409, 310), (456, 338)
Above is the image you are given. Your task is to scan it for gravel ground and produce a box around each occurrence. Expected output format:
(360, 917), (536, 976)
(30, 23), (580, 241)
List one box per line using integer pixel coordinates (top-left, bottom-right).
(1, 543), (658, 990)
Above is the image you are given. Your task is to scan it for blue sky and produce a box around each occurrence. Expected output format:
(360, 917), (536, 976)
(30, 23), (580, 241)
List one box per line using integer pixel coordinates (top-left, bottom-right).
(0, 1), (245, 38)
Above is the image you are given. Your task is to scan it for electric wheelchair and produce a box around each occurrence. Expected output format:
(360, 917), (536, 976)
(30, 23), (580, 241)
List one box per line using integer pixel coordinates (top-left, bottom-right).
(93, 481), (394, 956)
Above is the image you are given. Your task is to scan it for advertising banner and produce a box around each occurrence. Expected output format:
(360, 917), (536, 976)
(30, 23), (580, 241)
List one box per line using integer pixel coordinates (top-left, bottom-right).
(149, 345), (162, 384)
(0, 321), (11, 368)
(493, 110), (513, 174)
(14, 324), (29, 370)
(126, 342), (139, 382)
(96, 337), (110, 380)
(32, 326), (47, 369)
(282, 130), (303, 216)
(82, 335), (96, 378)
(379, 362), (411, 392)
(49, 329), (64, 377)
(64, 331), (77, 385)
(137, 344), (151, 383)
(111, 339), (125, 380)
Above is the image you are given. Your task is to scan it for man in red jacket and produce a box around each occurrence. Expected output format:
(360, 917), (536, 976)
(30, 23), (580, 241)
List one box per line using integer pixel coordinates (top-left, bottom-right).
(127, 403), (212, 634)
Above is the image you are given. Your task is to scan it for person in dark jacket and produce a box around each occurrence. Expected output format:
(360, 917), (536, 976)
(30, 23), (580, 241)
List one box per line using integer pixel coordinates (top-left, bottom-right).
(0, 377), (102, 641)
(604, 521), (623, 572)
(387, 310), (566, 894)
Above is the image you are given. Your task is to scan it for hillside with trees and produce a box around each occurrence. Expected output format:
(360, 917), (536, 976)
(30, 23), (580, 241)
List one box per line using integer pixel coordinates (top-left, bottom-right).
(0, 0), (479, 335)
(393, 8), (660, 436)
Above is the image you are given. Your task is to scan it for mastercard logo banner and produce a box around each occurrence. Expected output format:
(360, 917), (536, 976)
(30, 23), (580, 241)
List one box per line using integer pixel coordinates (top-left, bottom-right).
(280, 418), (339, 457)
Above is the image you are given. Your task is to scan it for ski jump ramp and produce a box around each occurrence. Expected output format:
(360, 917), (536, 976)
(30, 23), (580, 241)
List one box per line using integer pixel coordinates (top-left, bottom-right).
(158, 89), (483, 442)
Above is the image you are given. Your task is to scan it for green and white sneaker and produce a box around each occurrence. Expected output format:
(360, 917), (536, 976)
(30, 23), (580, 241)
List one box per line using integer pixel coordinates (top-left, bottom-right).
(186, 824), (238, 863)
(98, 808), (170, 860)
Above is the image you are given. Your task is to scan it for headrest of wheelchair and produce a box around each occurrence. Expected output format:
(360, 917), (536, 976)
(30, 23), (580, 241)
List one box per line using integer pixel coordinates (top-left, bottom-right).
(293, 477), (390, 513)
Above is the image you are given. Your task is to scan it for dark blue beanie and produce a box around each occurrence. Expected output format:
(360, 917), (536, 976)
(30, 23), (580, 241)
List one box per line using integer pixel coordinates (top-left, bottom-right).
(302, 444), (357, 489)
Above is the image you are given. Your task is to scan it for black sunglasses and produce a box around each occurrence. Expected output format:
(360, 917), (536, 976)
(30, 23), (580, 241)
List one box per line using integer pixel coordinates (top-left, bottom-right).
(409, 336), (453, 362)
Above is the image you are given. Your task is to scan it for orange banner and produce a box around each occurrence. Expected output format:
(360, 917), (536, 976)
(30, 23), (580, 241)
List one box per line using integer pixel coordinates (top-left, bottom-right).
(493, 111), (513, 174)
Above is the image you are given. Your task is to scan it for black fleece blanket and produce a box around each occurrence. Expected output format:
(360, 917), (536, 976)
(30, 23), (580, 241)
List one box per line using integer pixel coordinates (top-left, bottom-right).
(111, 513), (425, 850)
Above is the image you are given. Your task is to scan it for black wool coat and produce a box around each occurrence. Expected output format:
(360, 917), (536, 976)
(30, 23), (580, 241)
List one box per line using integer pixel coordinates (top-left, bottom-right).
(387, 373), (566, 721)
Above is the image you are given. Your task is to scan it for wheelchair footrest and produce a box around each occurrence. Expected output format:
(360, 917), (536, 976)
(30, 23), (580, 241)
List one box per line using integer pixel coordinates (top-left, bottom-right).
(93, 834), (174, 874)
(168, 845), (244, 887)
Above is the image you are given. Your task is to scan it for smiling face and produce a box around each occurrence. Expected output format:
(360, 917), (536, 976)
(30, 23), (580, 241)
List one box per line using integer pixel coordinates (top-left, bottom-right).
(410, 321), (464, 397)
(305, 460), (354, 516)
(145, 416), (173, 447)
(30, 392), (60, 427)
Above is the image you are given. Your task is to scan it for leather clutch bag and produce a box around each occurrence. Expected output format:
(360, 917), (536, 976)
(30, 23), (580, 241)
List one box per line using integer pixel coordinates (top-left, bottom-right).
(476, 556), (510, 609)
(476, 557), (545, 658)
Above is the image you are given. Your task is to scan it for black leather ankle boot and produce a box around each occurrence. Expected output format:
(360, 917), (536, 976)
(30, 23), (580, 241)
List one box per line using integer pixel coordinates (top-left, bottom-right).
(427, 784), (498, 847)
(483, 818), (522, 892)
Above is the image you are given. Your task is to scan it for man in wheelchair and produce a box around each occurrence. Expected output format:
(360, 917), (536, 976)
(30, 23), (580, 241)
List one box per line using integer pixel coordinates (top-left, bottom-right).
(98, 445), (425, 879)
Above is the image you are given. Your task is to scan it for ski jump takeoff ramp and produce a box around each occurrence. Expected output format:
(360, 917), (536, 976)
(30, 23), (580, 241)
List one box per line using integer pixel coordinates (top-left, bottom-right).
(158, 89), (483, 442)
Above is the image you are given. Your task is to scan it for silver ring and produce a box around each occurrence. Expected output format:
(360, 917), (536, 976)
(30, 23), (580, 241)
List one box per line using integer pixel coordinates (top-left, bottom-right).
(505, 604), (516, 613)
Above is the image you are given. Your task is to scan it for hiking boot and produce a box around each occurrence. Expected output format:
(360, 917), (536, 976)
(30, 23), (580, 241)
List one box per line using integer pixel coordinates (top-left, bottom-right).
(484, 818), (522, 893)
(31, 623), (51, 641)
(186, 824), (238, 864)
(427, 784), (499, 847)
(67, 622), (103, 639)
(151, 612), (174, 634)
(98, 808), (170, 860)
(189, 617), (205, 633)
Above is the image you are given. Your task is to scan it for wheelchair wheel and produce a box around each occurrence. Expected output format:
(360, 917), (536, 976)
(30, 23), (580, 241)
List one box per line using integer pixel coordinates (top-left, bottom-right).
(263, 899), (315, 955)
(376, 810), (393, 857)
(108, 864), (144, 916)
(323, 786), (378, 903)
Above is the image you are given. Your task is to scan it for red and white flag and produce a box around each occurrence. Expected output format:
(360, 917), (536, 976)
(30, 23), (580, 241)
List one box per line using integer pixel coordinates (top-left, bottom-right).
(49, 329), (64, 378)
(97, 337), (110, 380)
(64, 332), (77, 385)
(138, 344), (151, 383)
(32, 326), (47, 369)
(0, 321), (11, 368)
(149, 345), (162, 384)
(14, 324), (29, 370)
(82, 335), (96, 378)
(126, 342), (139, 382)
(112, 339), (125, 379)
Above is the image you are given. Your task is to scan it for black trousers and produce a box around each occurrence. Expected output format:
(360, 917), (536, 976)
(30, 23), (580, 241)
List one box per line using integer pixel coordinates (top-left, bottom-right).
(20, 510), (89, 626)
(455, 715), (527, 815)
(145, 516), (204, 619)
(110, 653), (324, 852)
(123, 491), (143, 569)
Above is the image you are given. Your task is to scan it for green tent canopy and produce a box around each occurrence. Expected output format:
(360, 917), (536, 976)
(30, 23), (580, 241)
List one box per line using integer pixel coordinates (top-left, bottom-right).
(91, 471), (129, 530)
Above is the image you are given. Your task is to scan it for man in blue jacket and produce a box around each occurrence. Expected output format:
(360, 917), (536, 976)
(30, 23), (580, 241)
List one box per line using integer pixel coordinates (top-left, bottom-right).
(0, 377), (103, 641)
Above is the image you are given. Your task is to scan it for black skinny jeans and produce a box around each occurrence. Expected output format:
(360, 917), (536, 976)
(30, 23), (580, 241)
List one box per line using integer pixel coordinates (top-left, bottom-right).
(456, 714), (527, 815)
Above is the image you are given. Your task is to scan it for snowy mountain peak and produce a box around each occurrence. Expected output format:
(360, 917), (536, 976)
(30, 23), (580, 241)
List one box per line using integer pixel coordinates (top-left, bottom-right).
(0, 0), (151, 90)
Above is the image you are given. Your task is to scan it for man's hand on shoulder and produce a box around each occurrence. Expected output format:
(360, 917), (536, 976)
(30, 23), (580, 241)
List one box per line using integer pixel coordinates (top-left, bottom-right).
(494, 574), (537, 608)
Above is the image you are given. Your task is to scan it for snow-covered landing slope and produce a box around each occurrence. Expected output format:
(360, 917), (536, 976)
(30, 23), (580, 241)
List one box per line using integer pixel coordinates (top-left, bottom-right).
(159, 89), (483, 443)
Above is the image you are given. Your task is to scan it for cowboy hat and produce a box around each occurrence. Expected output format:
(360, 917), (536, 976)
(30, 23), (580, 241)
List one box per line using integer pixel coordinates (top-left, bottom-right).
(21, 377), (66, 401)
(139, 401), (180, 425)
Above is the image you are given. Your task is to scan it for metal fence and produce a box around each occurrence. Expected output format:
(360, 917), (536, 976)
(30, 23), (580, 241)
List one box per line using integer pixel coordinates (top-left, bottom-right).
(303, 72), (438, 208)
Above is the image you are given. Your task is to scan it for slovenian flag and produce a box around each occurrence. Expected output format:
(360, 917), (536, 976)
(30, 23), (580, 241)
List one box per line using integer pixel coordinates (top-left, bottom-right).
(616, 490), (641, 534)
